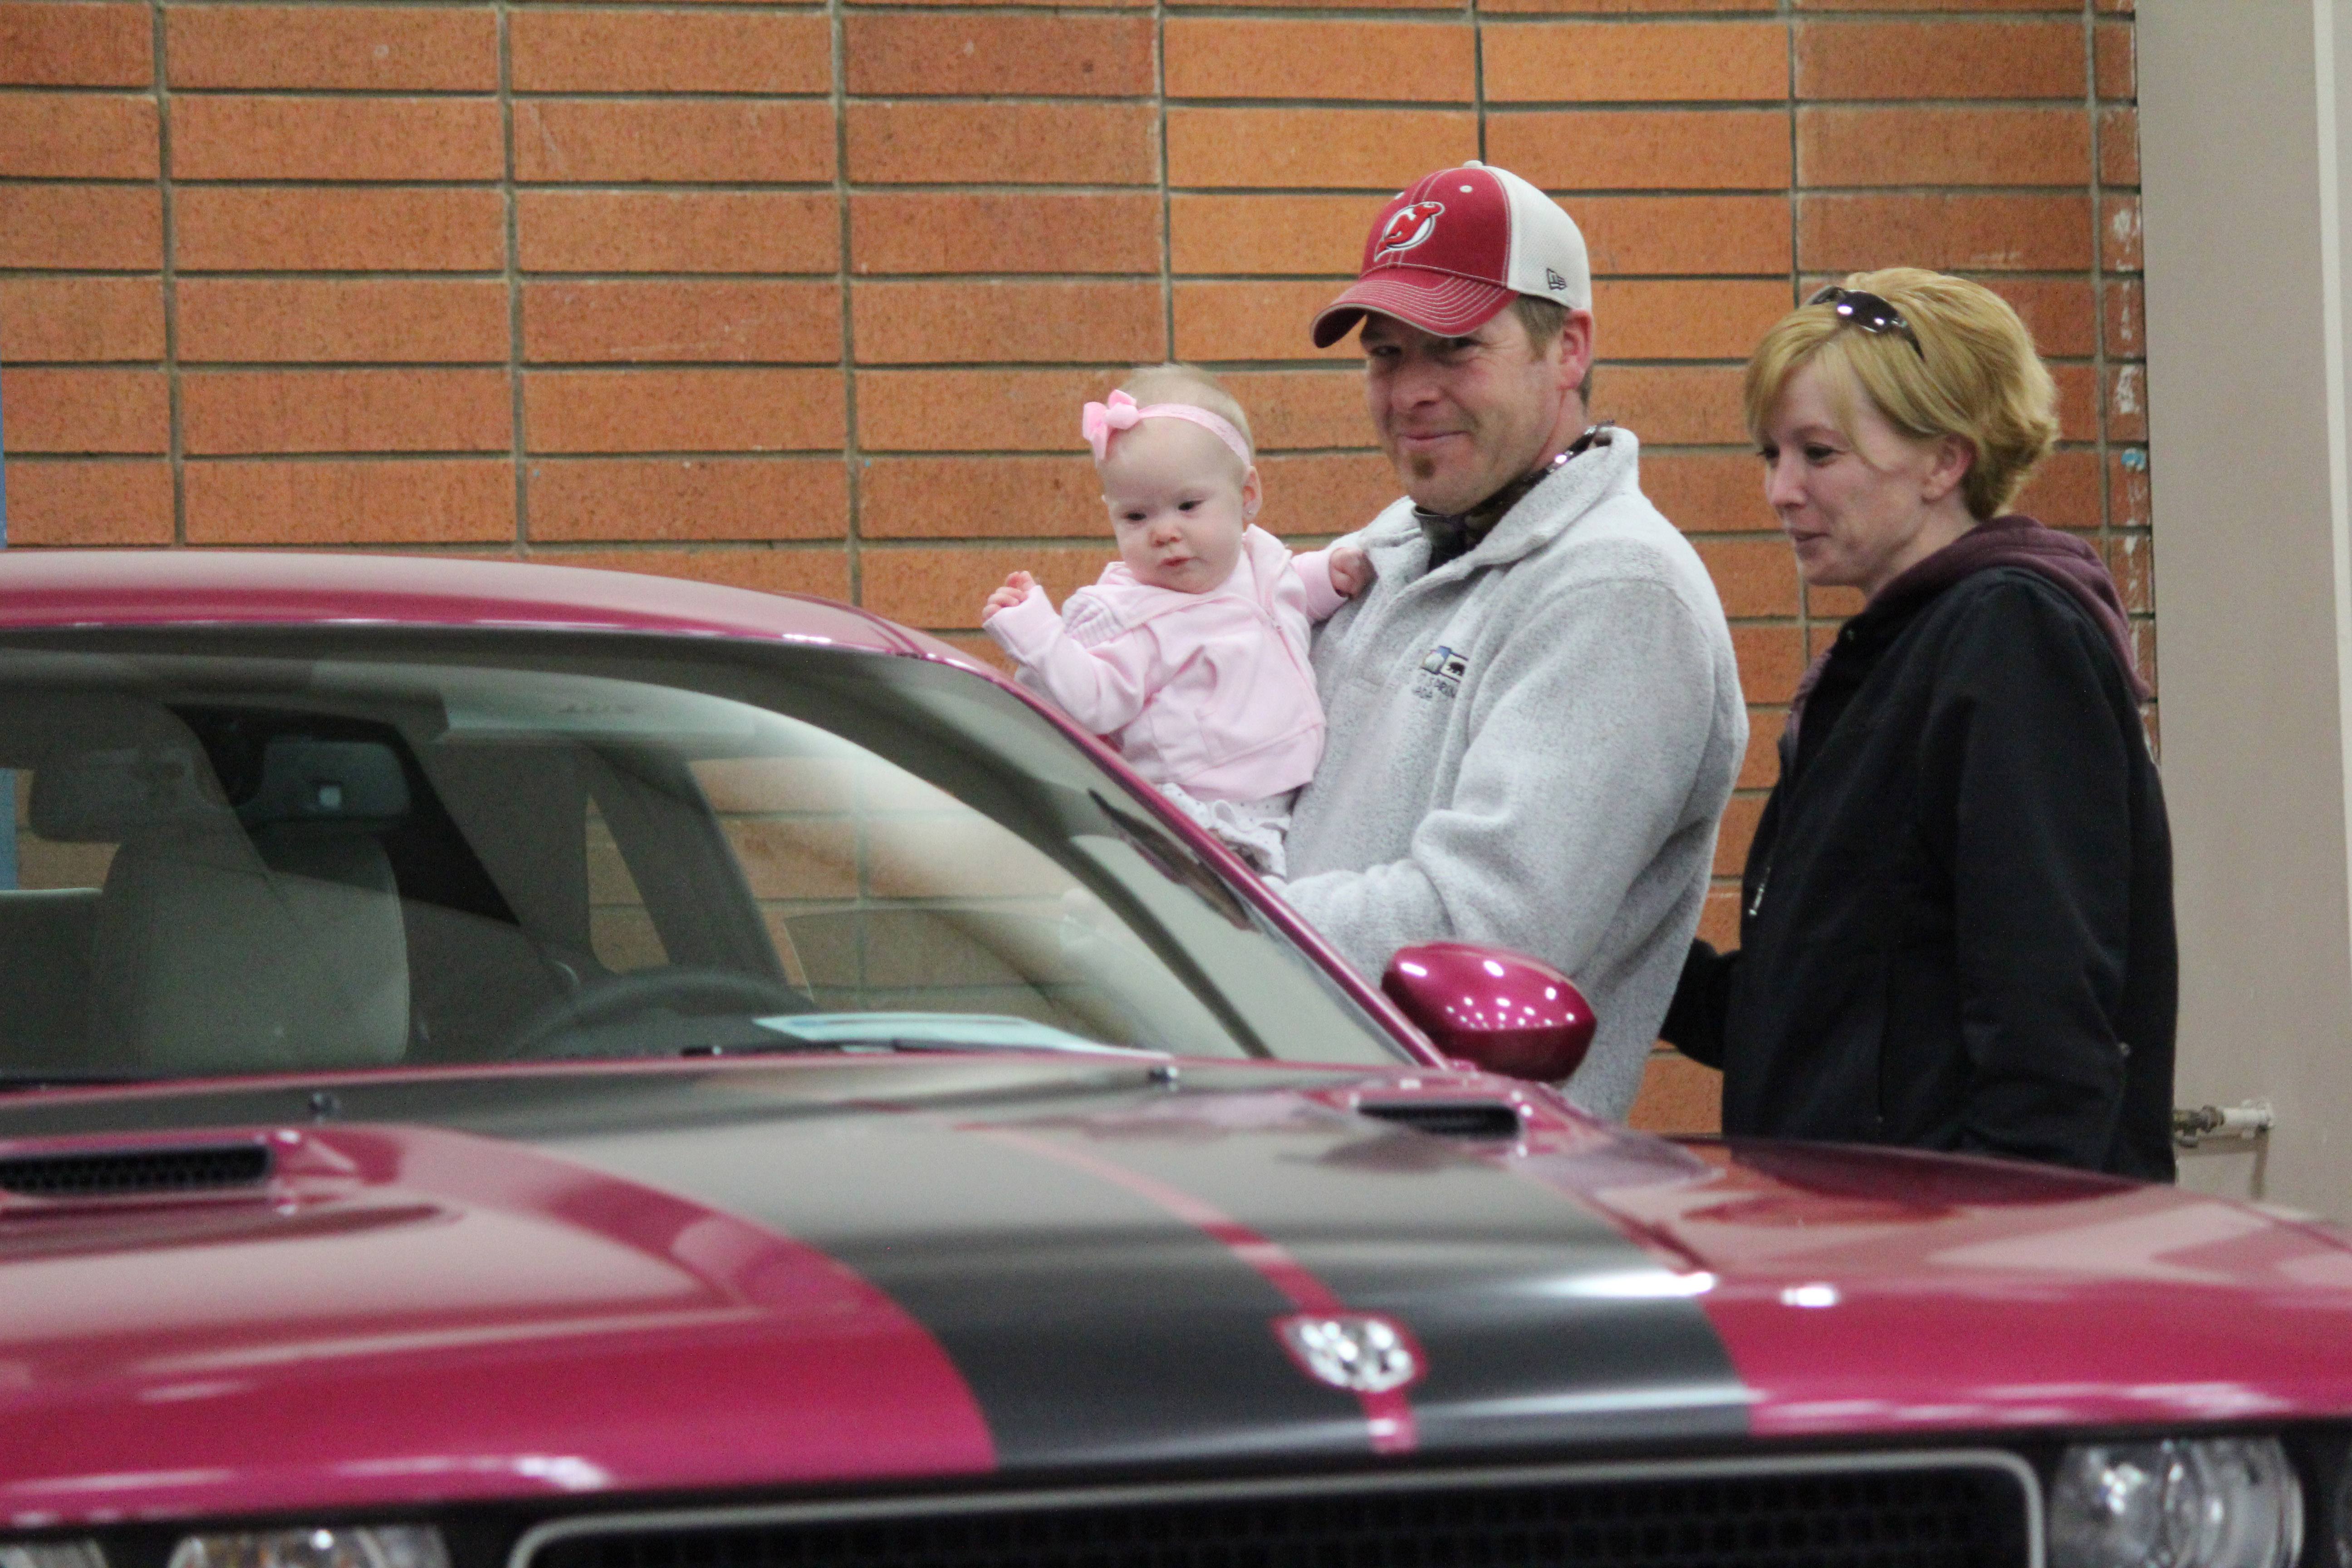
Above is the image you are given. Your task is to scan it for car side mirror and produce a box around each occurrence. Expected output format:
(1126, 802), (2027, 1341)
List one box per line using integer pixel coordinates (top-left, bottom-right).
(1381, 941), (1596, 1084)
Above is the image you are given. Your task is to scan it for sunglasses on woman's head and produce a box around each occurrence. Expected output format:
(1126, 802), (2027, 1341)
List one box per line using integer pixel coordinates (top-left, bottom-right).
(1808, 286), (1926, 358)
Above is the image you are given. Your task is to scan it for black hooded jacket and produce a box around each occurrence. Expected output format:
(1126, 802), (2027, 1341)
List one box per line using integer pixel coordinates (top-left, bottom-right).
(1662, 517), (2176, 1181)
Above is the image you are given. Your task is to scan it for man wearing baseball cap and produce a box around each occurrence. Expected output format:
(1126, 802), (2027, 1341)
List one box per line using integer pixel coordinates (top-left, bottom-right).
(1275, 162), (1747, 1120)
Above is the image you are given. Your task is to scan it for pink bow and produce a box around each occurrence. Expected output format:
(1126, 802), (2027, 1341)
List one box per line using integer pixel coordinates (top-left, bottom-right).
(1082, 389), (1143, 462)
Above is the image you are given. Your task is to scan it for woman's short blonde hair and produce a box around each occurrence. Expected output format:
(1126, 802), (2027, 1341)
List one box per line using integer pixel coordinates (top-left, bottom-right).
(1120, 363), (1254, 462)
(1743, 268), (2058, 521)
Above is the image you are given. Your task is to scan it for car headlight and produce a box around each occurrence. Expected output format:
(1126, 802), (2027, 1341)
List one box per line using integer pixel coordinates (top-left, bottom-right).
(0, 1546), (106, 1568)
(168, 1529), (448, 1568)
(2051, 1437), (2303, 1568)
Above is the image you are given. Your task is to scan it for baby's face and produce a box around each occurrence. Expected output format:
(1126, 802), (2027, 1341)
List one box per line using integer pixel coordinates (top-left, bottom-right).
(1099, 419), (1256, 594)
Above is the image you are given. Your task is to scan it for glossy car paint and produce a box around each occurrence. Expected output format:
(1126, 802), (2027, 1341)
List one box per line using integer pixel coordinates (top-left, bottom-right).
(7, 552), (2352, 1533)
(1382, 941), (1597, 1082)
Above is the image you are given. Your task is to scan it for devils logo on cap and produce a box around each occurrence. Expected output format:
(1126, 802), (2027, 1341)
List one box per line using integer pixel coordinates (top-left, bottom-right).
(1375, 201), (1445, 257)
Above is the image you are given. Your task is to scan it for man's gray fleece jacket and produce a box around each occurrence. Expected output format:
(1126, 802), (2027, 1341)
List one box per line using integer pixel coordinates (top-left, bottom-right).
(1282, 429), (1747, 1121)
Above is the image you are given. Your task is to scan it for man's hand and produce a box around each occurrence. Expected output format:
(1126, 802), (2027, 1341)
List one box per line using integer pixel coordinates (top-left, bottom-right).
(983, 570), (1038, 620)
(1328, 547), (1374, 598)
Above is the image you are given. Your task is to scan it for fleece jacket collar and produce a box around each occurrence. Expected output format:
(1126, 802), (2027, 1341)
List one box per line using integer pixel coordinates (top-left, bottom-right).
(1361, 428), (1644, 589)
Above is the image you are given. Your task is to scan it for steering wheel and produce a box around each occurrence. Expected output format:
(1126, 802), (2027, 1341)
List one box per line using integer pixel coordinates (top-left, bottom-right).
(505, 965), (814, 1059)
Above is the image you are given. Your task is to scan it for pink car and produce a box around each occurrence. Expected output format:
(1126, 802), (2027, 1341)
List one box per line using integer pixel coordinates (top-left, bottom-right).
(0, 550), (2343, 1568)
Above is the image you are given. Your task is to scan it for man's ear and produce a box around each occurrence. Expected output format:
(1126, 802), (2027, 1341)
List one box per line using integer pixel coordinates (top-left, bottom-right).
(1240, 464), (1263, 522)
(1555, 308), (1597, 401)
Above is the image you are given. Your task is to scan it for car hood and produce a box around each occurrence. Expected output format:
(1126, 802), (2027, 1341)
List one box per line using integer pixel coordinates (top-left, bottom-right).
(5, 1057), (2352, 1524)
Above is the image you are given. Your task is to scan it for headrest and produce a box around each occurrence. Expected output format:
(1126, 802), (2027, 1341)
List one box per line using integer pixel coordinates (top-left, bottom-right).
(30, 744), (223, 843)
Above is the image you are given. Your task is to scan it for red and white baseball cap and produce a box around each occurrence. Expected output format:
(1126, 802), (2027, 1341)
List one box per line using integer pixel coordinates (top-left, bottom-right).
(1311, 162), (1592, 348)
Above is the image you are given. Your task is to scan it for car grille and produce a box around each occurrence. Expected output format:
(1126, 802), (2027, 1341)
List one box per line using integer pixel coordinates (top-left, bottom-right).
(517, 1454), (2036, 1568)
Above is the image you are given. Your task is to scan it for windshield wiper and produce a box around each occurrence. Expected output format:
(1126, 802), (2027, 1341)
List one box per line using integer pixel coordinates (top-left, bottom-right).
(739, 1011), (1166, 1059)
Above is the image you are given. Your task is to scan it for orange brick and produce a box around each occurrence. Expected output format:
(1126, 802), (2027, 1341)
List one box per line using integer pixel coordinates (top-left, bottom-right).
(1982, 275), (2093, 358)
(1483, 21), (1786, 103)
(167, 6), (500, 91)
(861, 456), (1106, 539)
(526, 547), (851, 604)
(861, 544), (1110, 630)
(171, 96), (504, 181)
(1647, 450), (1773, 533)
(1487, 0), (1774, 14)
(2107, 529), (2152, 615)
(1594, 279), (1789, 361)
(2101, 105), (2139, 186)
(1801, 194), (2092, 272)
(1796, 20), (2085, 101)
(858, 369), (1116, 453)
(510, 10), (830, 94)
(1, 368), (169, 453)
(178, 279), (510, 364)
(2106, 363), (2147, 442)
(2018, 447), (2101, 530)
(1693, 535), (1798, 618)
(1486, 109), (1790, 191)
(0, 277), (164, 362)
(1795, 0), (2058, 9)
(1175, 282), (1359, 363)
(1592, 366), (1747, 444)
(1698, 882), (1739, 947)
(518, 191), (839, 274)
(183, 459), (516, 545)
(0, 3), (149, 86)
(1625, 1051), (1720, 1137)
(1799, 107), (2091, 187)
(2103, 194), (2141, 271)
(1164, 19), (1474, 103)
(2130, 615), (2155, 696)
(1739, 706), (1786, 789)
(1173, 0), (1460, 11)
(1262, 452), (1400, 535)
(1713, 793), (1764, 876)
(524, 281), (842, 364)
(1221, 369), (1365, 449)
(1169, 194), (1389, 274)
(2050, 363), (2095, 442)
(853, 281), (1164, 366)
(851, 193), (1161, 275)
(514, 100), (835, 183)
(524, 369), (845, 454)
(2104, 278), (2143, 359)
(2096, 20), (2133, 99)
(0, 185), (161, 269)
(1576, 196), (1791, 276)
(2097, 0), (2132, 13)
(846, 102), (1158, 186)
(1731, 626), (1805, 706)
(1166, 108), (1478, 189)
(528, 457), (849, 542)
(176, 187), (505, 271)
(1, 460), (174, 546)
(0, 93), (155, 177)
(182, 370), (512, 455)
(846, 14), (1155, 96)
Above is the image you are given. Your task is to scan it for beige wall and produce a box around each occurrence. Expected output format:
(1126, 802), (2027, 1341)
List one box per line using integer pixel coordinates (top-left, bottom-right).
(2143, 0), (2352, 1214)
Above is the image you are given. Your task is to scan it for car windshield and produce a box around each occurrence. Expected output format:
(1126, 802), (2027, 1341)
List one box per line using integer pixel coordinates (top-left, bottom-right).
(0, 629), (1408, 1084)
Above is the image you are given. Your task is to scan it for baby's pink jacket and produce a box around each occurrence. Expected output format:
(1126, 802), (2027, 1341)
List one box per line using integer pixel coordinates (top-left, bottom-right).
(984, 525), (1347, 802)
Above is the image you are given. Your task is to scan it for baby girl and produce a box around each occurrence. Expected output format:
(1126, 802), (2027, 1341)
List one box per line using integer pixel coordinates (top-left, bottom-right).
(981, 364), (1370, 875)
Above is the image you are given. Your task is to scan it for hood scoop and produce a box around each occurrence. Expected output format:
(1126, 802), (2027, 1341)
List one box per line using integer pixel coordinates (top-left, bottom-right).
(0, 1142), (274, 1200)
(1355, 1101), (1523, 1139)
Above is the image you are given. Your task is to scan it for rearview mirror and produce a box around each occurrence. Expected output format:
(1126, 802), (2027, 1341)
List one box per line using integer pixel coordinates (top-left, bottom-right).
(1381, 941), (1595, 1084)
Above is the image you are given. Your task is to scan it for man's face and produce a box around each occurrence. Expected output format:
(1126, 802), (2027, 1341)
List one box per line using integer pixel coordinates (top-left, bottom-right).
(1360, 309), (1584, 515)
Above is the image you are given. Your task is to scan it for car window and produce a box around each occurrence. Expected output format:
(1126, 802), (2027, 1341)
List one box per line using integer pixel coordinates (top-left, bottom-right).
(0, 633), (1407, 1084)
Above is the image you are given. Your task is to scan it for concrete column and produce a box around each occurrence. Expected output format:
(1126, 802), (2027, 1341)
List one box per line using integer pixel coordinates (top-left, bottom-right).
(2141, 0), (2352, 1213)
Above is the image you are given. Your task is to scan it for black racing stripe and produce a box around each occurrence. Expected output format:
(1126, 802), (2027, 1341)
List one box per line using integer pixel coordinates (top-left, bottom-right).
(537, 1101), (1379, 1471)
(951, 1099), (1754, 1452)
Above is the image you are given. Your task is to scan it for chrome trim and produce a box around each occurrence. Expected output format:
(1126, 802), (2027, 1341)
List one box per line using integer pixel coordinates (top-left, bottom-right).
(508, 1448), (2046, 1568)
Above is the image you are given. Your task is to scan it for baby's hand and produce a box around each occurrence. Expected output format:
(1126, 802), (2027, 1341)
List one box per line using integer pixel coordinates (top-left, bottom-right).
(1328, 547), (1374, 598)
(983, 570), (1038, 620)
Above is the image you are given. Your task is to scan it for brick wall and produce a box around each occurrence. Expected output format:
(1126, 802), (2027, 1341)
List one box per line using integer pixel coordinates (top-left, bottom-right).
(0, 0), (2146, 1131)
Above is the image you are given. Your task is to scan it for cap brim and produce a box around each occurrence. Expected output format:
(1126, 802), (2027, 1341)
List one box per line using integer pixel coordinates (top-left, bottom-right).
(1310, 270), (1520, 348)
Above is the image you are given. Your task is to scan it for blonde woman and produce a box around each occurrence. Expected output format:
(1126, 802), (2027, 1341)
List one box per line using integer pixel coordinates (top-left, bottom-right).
(1661, 269), (2175, 1179)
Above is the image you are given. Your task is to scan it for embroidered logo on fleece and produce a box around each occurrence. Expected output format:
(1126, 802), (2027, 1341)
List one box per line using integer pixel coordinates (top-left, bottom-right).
(1375, 202), (1446, 259)
(1414, 645), (1469, 701)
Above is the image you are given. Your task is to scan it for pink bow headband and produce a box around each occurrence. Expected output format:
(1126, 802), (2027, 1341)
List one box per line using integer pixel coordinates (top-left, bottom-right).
(1081, 390), (1253, 467)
